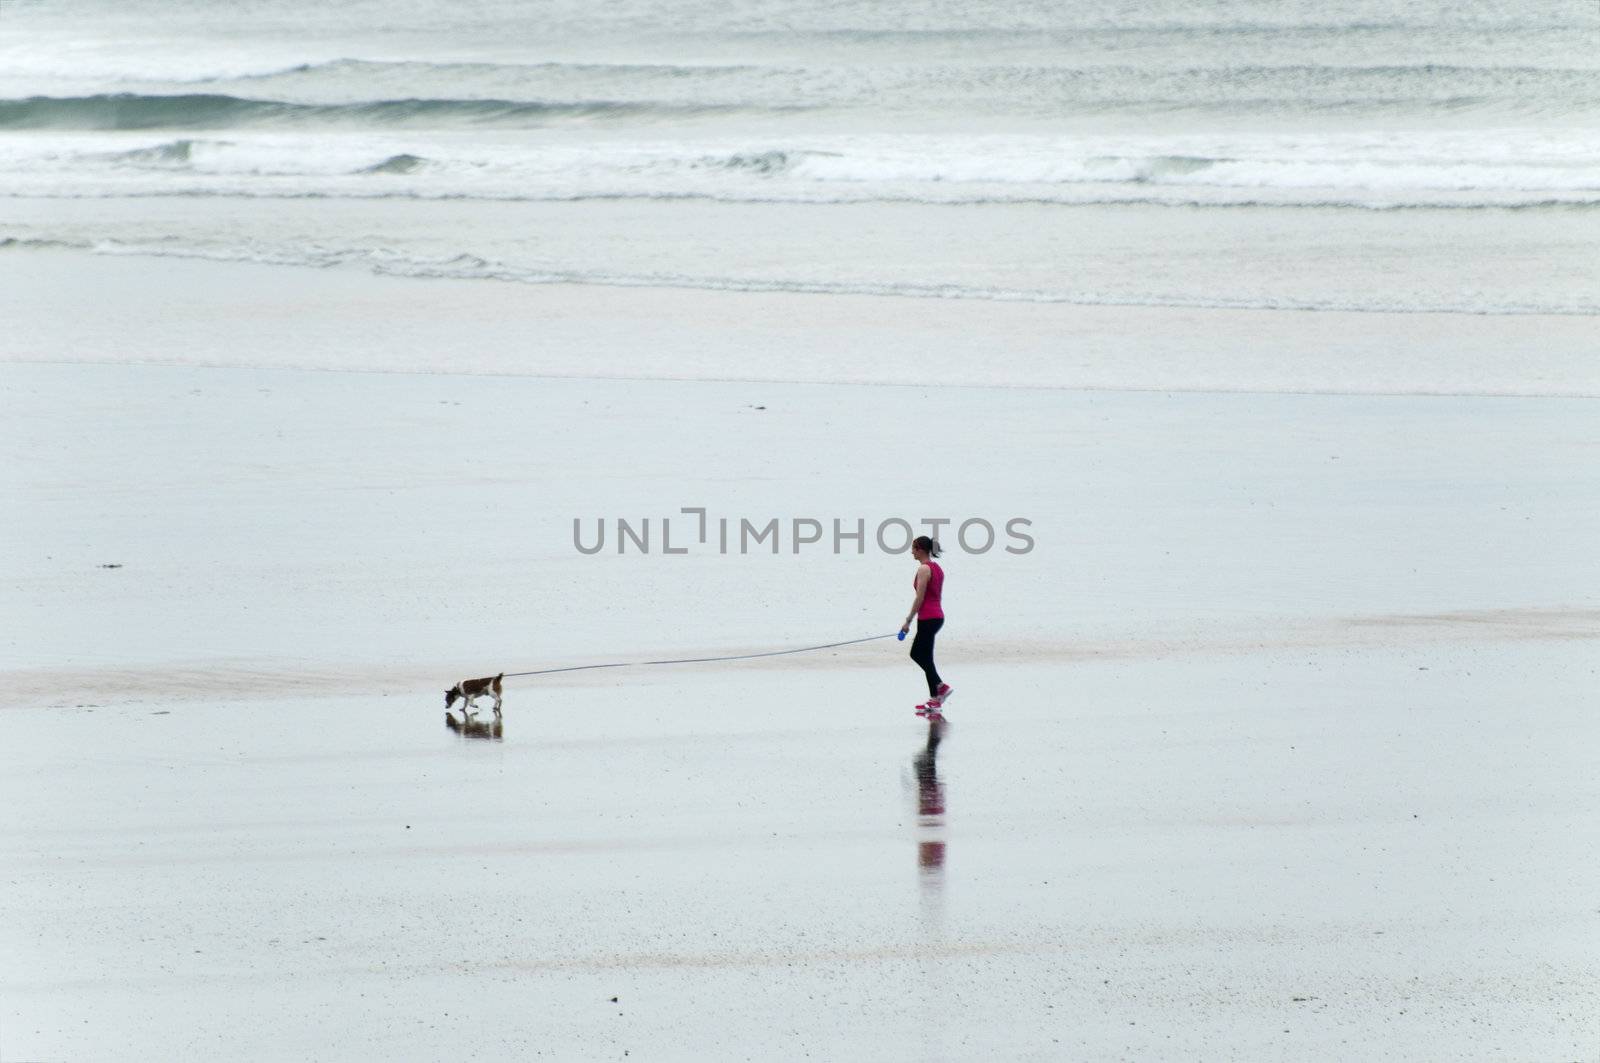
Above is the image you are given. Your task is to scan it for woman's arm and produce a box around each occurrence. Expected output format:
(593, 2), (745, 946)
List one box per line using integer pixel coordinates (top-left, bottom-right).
(901, 564), (930, 634)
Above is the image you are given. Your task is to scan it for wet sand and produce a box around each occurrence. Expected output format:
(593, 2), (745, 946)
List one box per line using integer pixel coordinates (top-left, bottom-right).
(2, 255), (1598, 1060)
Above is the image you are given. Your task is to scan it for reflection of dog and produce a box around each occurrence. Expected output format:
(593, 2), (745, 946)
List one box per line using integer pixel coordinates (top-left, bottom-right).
(446, 711), (503, 741)
(445, 673), (503, 717)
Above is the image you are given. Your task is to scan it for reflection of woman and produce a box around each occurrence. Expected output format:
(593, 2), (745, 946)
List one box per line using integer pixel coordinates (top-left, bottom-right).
(914, 716), (947, 819)
(915, 716), (946, 876)
(899, 535), (952, 714)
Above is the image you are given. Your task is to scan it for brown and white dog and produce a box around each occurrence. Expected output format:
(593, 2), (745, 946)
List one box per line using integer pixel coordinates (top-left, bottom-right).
(445, 672), (503, 717)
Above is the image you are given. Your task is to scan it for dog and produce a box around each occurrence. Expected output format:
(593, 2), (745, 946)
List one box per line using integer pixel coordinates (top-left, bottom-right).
(445, 672), (504, 717)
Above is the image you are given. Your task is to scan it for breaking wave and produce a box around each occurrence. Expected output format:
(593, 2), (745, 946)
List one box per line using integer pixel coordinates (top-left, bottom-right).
(97, 138), (204, 165)
(359, 153), (427, 175)
(0, 93), (802, 131)
(4, 136), (1595, 210)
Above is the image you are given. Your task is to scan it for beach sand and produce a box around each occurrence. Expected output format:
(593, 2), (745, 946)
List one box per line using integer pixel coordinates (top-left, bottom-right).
(2, 252), (1598, 1060)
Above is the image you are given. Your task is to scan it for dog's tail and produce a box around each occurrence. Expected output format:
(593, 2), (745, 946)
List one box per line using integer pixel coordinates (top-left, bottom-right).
(495, 672), (504, 682)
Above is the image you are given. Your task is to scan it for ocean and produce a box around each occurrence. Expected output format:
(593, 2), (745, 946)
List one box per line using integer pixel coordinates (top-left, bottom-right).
(2, 0), (1597, 318)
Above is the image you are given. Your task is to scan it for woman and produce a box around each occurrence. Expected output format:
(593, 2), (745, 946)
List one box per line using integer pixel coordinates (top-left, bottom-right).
(900, 535), (952, 714)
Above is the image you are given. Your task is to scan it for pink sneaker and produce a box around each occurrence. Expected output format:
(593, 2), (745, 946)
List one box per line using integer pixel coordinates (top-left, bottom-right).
(934, 683), (952, 705)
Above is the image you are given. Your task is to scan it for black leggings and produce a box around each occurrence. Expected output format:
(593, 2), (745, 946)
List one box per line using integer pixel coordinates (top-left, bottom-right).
(909, 617), (944, 697)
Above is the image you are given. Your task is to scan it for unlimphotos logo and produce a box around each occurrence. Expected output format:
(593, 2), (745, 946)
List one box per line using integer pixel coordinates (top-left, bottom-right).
(573, 510), (1034, 556)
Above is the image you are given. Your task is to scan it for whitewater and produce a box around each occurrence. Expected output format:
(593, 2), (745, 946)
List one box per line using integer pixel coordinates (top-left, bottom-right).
(2, 0), (1598, 315)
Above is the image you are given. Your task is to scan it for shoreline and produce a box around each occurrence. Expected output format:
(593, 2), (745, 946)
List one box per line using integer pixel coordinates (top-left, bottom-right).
(6, 248), (1598, 398)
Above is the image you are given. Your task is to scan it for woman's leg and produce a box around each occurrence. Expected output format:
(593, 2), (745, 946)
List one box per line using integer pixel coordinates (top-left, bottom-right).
(909, 617), (944, 697)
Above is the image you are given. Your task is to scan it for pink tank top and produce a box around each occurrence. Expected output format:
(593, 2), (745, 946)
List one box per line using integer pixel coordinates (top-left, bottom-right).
(916, 561), (944, 620)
